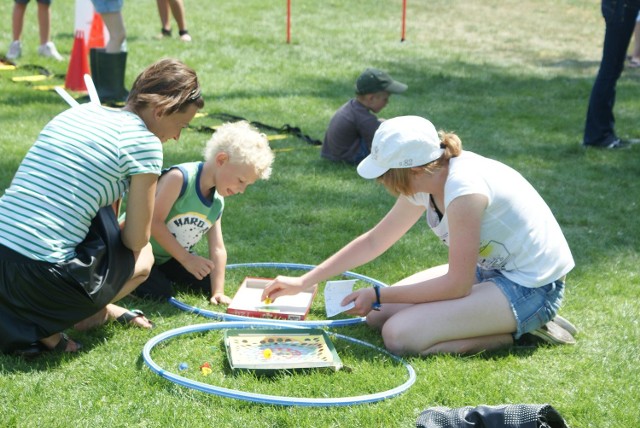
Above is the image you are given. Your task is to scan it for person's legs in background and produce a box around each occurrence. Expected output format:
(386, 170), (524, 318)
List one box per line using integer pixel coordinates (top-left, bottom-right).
(90, 0), (128, 102)
(7, 0), (63, 61)
(36, 0), (63, 60)
(169, 0), (190, 41)
(629, 12), (640, 66)
(7, 1), (27, 60)
(156, 0), (172, 37)
(156, 0), (191, 41)
(583, 0), (639, 148)
(100, 11), (126, 53)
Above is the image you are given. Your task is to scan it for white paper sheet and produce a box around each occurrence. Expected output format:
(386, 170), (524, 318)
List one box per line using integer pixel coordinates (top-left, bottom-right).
(324, 279), (356, 318)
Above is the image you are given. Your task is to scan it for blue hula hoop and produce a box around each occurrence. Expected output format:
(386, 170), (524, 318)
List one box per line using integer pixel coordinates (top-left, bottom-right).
(142, 321), (416, 407)
(169, 262), (388, 327)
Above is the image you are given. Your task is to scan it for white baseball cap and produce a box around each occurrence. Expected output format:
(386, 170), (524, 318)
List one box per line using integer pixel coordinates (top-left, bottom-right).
(357, 116), (444, 179)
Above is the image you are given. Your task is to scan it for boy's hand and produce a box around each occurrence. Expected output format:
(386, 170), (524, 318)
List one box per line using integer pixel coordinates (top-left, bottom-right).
(210, 293), (232, 306)
(181, 253), (215, 280)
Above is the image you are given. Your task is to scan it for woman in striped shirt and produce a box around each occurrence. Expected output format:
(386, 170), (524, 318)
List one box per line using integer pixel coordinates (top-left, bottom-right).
(0, 58), (204, 356)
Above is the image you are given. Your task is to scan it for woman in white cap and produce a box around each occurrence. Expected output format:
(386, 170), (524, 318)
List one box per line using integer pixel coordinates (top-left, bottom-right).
(263, 115), (576, 355)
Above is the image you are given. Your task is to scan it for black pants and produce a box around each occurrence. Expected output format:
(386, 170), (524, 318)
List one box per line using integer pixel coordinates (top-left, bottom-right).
(132, 257), (211, 300)
(0, 207), (134, 352)
(583, 0), (640, 146)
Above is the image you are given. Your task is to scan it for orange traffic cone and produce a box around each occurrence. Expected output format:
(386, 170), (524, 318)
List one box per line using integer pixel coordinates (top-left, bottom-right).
(65, 30), (90, 92)
(88, 12), (105, 49)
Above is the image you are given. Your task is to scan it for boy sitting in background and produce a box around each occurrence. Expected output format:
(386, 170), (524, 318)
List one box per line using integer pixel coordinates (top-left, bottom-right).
(321, 68), (407, 165)
(132, 121), (275, 304)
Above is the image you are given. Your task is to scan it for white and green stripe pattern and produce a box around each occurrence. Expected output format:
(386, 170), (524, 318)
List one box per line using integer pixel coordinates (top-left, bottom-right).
(0, 103), (162, 262)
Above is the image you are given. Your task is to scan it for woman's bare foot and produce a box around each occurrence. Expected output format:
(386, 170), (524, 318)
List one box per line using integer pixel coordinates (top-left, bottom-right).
(74, 304), (153, 330)
(108, 304), (154, 328)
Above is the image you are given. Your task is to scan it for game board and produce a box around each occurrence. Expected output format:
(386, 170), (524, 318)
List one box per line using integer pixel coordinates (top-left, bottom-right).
(227, 277), (317, 320)
(224, 328), (343, 372)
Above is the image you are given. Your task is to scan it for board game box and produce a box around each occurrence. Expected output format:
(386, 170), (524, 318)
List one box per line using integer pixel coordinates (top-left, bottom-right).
(224, 328), (343, 372)
(226, 277), (317, 321)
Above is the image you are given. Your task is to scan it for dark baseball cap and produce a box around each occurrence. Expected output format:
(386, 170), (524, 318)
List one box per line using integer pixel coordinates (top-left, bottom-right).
(355, 68), (408, 95)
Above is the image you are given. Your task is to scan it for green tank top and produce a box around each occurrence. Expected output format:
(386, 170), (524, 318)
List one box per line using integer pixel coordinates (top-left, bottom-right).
(151, 162), (224, 264)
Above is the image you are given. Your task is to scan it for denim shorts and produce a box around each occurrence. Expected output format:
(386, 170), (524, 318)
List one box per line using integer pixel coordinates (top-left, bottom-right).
(477, 268), (565, 339)
(91, 0), (122, 14)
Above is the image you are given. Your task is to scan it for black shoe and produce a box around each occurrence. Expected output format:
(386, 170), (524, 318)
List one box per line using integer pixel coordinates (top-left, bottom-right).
(604, 139), (631, 149)
(583, 138), (631, 149)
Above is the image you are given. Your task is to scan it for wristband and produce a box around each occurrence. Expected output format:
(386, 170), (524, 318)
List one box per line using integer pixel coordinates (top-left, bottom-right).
(371, 284), (382, 311)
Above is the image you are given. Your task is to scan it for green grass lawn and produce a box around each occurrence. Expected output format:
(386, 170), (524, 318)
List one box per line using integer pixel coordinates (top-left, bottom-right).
(1, 0), (639, 426)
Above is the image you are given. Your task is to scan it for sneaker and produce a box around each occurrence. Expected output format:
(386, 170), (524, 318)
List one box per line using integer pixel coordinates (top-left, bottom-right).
(604, 138), (630, 149)
(583, 138), (631, 149)
(529, 320), (576, 345)
(38, 41), (63, 61)
(179, 30), (192, 42)
(6, 40), (21, 60)
(552, 315), (578, 336)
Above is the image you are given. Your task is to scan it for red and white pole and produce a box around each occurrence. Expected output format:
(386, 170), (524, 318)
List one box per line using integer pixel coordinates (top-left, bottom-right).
(286, 0), (291, 43)
(401, 0), (407, 42)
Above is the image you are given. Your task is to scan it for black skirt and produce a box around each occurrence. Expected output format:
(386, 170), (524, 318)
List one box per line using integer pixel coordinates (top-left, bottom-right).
(0, 207), (134, 352)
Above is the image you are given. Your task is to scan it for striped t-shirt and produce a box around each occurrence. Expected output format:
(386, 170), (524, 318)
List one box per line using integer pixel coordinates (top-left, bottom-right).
(0, 103), (163, 262)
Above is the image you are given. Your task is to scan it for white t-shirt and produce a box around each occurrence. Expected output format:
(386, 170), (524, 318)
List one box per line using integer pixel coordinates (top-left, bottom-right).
(405, 151), (574, 288)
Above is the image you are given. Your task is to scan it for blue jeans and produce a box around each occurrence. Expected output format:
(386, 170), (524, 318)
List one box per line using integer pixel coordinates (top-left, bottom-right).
(349, 137), (370, 165)
(583, 0), (640, 146)
(90, 0), (122, 14)
(477, 268), (565, 339)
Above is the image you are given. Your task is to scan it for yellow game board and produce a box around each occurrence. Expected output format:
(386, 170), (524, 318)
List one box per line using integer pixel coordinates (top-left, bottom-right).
(224, 328), (342, 372)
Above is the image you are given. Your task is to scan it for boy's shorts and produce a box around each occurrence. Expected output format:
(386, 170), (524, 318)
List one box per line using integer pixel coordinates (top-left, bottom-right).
(16, 0), (52, 5)
(132, 256), (211, 300)
(91, 0), (122, 14)
(477, 268), (565, 339)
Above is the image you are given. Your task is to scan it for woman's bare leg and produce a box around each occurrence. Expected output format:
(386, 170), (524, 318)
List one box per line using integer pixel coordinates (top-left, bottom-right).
(169, 0), (187, 32)
(101, 12), (126, 53)
(375, 281), (517, 356)
(156, 0), (171, 32)
(36, 2), (51, 45)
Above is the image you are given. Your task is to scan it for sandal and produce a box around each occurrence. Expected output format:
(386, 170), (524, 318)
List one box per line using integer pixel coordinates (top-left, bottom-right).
(13, 333), (82, 359)
(115, 309), (155, 328)
(53, 333), (83, 352)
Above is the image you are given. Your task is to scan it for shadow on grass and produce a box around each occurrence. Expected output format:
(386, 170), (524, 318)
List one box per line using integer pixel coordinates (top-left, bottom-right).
(0, 326), (118, 373)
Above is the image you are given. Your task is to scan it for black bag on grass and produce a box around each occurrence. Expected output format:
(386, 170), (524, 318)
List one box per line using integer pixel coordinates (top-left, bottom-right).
(416, 404), (568, 428)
